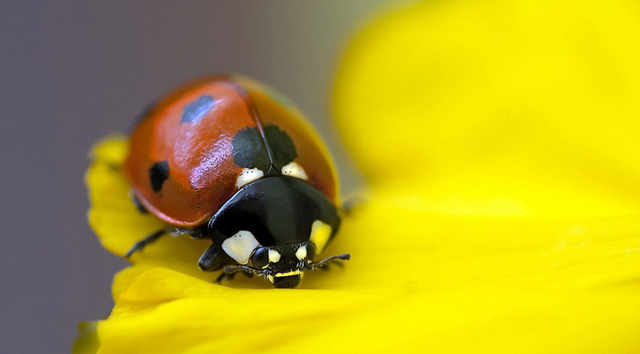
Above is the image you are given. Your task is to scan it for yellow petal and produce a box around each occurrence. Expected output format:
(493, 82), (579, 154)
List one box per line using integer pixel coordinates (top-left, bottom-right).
(86, 137), (221, 301)
(333, 0), (640, 216)
(86, 136), (165, 258)
(82, 1), (640, 351)
(91, 194), (640, 353)
(85, 140), (640, 352)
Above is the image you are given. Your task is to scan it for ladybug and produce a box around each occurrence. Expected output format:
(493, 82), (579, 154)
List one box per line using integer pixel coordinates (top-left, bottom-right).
(124, 75), (349, 288)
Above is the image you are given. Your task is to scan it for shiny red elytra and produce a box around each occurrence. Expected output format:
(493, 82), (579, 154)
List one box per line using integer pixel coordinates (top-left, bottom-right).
(124, 75), (350, 288)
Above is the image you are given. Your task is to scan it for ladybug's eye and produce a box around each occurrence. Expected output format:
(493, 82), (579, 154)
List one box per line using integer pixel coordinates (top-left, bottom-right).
(306, 243), (316, 261)
(296, 243), (317, 261)
(250, 247), (269, 269)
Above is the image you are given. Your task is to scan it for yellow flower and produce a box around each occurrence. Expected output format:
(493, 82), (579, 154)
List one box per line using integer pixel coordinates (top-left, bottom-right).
(77, 0), (640, 353)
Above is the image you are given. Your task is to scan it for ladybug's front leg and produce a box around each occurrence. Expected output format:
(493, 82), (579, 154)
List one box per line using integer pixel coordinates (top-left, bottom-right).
(214, 272), (237, 284)
(214, 270), (255, 284)
(199, 244), (240, 283)
(125, 228), (168, 258)
(198, 244), (229, 271)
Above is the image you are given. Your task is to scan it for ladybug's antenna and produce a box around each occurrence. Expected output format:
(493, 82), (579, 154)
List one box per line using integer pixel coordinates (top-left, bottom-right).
(223, 264), (265, 277)
(306, 254), (351, 271)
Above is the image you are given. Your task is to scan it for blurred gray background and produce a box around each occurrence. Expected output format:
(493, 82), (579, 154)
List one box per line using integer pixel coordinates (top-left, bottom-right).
(0, 1), (391, 352)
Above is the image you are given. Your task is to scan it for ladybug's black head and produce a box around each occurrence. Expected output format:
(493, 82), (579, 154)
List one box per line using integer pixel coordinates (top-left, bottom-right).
(223, 241), (349, 289)
(209, 176), (349, 288)
(249, 242), (316, 288)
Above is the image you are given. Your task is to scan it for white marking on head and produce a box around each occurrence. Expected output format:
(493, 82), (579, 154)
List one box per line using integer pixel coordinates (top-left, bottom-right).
(281, 162), (308, 180)
(221, 230), (260, 264)
(268, 249), (281, 263)
(309, 220), (332, 253)
(295, 245), (307, 260)
(236, 168), (264, 188)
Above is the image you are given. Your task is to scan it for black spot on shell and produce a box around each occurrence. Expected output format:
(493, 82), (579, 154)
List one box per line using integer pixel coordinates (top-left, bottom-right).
(231, 125), (297, 172)
(181, 95), (215, 123)
(263, 125), (297, 168)
(149, 161), (170, 193)
(232, 127), (271, 171)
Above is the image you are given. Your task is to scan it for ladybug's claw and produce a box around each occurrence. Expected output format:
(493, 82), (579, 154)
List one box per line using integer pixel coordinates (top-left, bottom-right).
(215, 272), (235, 284)
(216, 266), (260, 284)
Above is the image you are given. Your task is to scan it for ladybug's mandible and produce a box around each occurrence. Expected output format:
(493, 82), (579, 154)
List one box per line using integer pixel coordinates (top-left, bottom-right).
(124, 75), (349, 288)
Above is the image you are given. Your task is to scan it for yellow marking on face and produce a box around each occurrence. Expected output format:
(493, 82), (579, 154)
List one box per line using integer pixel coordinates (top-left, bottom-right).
(267, 270), (304, 284)
(275, 270), (302, 277)
(309, 220), (332, 253)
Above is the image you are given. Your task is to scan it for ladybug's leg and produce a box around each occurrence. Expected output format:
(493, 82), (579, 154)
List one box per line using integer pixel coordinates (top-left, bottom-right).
(198, 244), (228, 271)
(199, 244), (239, 283)
(215, 272), (236, 284)
(215, 265), (261, 284)
(125, 228), (170, 258)
(214, 271), (254, 284)
(169, 228), (204, 239)
(125, 227), (203, 258)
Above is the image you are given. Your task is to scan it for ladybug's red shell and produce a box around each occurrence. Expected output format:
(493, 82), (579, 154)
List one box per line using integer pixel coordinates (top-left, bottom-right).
(125, 75), (339, 228)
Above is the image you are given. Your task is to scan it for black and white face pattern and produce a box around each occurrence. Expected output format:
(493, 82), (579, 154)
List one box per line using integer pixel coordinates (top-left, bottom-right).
(220, 230), (320, 288)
